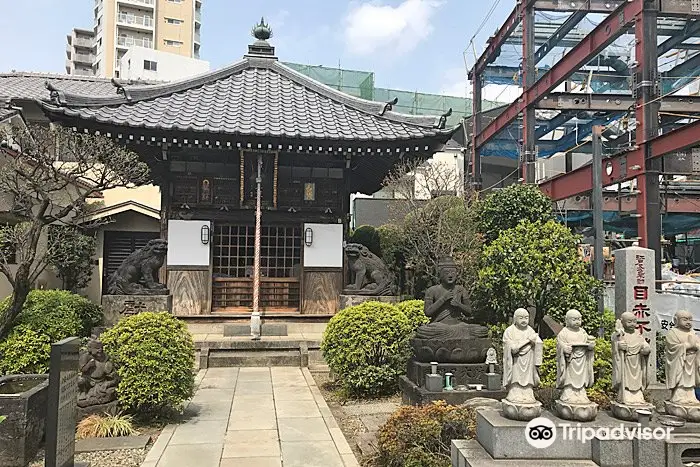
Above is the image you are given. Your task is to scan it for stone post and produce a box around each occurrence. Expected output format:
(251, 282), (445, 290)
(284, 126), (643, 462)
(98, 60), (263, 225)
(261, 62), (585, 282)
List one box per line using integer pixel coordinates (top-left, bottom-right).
(614, 246), (657, 384)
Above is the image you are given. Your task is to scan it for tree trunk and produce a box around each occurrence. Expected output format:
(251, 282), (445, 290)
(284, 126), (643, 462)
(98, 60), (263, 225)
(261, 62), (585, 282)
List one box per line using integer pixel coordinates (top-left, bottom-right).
(0, 265), (31, 341)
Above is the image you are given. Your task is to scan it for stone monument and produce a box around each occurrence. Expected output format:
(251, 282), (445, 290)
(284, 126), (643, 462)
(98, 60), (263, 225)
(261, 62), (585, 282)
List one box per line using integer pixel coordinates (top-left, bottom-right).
(400, 257), (504, 405)
(101, 239), (172, 325)
(554, 309), (598, 421)
(664, 310), (700, 422)
(339, 243), (398, 308)
(501, 308), (543, 421)
(77, 338), (119, 418)
(45, 337), (89, 467)
(614, 246), (657, 384)
(610, 312), (654, 421)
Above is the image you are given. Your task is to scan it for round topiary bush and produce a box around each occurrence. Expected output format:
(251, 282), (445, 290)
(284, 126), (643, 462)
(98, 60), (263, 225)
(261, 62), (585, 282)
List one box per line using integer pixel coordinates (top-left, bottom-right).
(101, 312), (195, 416)
(322, 301), (413, 397)
(396, 300), (428, 330)
(0, 326), (51, 375)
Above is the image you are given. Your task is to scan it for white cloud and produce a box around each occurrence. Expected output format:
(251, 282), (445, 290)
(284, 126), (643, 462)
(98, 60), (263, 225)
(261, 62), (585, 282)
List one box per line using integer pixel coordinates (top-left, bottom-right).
(439, 67), (468, 97)
(343, 0), (443, 56)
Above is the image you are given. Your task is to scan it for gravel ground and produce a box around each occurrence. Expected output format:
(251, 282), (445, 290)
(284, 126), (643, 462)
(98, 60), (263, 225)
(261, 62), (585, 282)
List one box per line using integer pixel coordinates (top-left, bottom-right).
(312, 372), (400, 465)
(29, 448), (148, 467)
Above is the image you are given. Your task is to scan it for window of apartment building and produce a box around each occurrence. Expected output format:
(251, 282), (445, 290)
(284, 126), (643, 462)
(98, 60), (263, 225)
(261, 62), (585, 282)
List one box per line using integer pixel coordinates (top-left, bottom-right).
(143, 60), (158, 71)
(165, 17), (183, 25)
(164, 39), (183, 47)
(167, 0), (183, 3)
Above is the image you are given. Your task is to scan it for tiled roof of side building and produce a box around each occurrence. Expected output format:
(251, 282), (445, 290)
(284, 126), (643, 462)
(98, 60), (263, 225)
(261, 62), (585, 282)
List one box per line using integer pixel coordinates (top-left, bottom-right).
(0, 72), (158, 101)
(40, 58), (456, 142)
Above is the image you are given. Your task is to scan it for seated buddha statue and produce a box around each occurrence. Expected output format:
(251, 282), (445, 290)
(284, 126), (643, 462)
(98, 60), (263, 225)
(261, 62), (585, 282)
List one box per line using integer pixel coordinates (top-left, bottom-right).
(77, 338), (119, 409)
(411, 257), (489, 363)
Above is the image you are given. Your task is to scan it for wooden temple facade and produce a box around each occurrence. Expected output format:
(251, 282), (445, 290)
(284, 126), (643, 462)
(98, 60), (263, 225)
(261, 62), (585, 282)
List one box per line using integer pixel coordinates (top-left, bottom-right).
(40, 27), (456, 317)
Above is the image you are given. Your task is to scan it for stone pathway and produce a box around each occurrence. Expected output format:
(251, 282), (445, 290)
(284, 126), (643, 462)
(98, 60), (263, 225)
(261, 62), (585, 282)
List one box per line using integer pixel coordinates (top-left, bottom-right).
(141, 367), (359, 467)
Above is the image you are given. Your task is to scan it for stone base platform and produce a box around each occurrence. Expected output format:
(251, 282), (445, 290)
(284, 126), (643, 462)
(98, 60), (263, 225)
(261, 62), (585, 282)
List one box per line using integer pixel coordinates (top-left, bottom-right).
(77, 400), (118, 420)
(223, 323), (288, 337)
(475, 408), (638, 460)
(101, 294), (172, 326)
(399, 376), (505, 406)
(194, 335), (324, 369)
(665, 400), (700, 423)
(339, 294), (400, 309)
(407, 361), (496, 387)
(452, 439), (598, 467)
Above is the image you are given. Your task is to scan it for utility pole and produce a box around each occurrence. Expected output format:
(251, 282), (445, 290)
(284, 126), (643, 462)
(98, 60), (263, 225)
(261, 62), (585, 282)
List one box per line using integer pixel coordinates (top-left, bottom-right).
(592, 125), (605, 327)
(250, 154), (263, 340)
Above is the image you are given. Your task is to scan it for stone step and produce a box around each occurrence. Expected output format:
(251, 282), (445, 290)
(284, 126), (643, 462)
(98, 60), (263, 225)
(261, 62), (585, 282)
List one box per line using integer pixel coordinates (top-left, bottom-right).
(452, 439), (600, 467)
(207, 350), (303, 367)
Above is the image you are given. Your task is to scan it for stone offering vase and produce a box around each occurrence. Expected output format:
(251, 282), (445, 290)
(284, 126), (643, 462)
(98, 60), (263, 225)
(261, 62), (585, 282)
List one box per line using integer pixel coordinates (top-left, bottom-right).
(410, 337), (492, 363)
(0, 375), (48, 467)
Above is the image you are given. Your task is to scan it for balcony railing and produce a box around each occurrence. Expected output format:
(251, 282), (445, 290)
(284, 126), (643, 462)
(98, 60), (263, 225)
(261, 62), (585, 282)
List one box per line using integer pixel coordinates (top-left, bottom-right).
(73, 53), (94, 64)
(73, 37), (94, 48)
(117, 36), (153, 48)
(117, 0), (154, 7)
(117, 13), (154, 28)
(195, 9), (201, 22)
(195, 31), (201, 43)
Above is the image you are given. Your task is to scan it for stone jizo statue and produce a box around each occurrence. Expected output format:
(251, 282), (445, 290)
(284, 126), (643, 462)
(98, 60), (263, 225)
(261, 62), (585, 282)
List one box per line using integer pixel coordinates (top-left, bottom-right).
(106, 239), (169, 295)
(501, 308), (543, 421)
(610, 312), (653, 420)
(78, 338), (119, 416)
(554, 309), (598, 421)
(664, 310), (700, 422)
(410, 257), (490, 363)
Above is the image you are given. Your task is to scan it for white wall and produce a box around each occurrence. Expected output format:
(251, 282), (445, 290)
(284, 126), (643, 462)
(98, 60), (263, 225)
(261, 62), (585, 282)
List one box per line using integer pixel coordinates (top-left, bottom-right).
(118, 46), (209, 81)
(303, 223), (343, 268)
(167, 220), (211, 267)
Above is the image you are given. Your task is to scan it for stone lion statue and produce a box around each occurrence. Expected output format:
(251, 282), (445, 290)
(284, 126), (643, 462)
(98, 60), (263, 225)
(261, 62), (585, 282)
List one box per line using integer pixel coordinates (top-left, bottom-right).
(106, 239), (169, 295)
(343, 243), (395, 296)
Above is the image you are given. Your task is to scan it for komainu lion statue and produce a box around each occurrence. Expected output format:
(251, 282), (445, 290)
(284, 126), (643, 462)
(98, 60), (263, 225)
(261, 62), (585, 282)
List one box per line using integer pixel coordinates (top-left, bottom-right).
(343, 243), (396, 296)
(106, 239), (169, 295)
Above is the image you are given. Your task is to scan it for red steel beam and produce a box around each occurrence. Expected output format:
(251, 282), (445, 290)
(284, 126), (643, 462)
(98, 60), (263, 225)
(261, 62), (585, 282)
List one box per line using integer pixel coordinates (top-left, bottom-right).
(474, 0), (643, 149)
(539, 118), (700, 201)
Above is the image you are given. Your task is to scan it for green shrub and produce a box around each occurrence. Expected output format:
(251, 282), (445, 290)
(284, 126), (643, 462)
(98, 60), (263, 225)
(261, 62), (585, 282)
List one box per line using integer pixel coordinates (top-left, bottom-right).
(322, 301), (413, 397)
(101, 312), (195, 417)
(349, 225), (382, 256)
(377, 224), (406, 292)
(538, 337), (613, 396)
(375, 401), (476, 467)
(396, 300), (428, 330)
(0, 326), (51, 375)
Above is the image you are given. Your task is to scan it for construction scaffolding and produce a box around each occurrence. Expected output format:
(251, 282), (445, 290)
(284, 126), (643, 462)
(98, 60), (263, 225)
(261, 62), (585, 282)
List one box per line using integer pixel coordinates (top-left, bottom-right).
(468, 0), (700, 279)
(283, 62), (497, 127)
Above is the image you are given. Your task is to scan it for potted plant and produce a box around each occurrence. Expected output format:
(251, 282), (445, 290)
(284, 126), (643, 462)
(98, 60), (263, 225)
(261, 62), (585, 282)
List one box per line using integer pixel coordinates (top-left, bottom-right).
(0, 375), (49, 467)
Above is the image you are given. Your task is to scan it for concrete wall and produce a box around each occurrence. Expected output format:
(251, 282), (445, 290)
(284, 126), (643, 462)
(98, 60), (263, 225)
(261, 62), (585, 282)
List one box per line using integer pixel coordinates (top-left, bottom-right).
(118, 46), (209, 81)
(101, 185), (161, 209)
(0, 231), (63, 300)
(155, 0), (195, 58)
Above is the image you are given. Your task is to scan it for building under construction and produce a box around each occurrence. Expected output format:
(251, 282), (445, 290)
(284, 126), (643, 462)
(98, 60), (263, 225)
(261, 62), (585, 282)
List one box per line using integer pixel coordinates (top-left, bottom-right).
(467, 0), (700, 278)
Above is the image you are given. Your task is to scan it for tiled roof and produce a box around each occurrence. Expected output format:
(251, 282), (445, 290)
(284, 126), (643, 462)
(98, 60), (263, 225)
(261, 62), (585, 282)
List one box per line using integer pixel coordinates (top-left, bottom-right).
(0, 72), (158, 101)
(41, 57), (456, 142)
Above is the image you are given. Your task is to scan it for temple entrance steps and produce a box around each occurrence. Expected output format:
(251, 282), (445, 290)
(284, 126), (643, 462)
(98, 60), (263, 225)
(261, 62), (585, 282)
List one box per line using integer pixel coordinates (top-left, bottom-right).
(188, 321), (328, 369)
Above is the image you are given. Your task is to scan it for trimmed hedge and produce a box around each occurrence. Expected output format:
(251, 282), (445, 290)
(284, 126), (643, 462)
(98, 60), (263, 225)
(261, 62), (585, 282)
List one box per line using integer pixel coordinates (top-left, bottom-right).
(396, 300), (429, 331)
(101, 312), (195, 416)
(322, 301), (413, 397)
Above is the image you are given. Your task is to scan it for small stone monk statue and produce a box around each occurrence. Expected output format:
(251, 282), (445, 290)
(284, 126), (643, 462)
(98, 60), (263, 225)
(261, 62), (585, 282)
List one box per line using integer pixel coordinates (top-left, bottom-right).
(501, 308), (543, 420)
(610, 311), (653, 421)
(554, 309), (598, 421)
(78, 338), (119, 410)
(414, 256), (487, 341)
(664, 310), (700, 421)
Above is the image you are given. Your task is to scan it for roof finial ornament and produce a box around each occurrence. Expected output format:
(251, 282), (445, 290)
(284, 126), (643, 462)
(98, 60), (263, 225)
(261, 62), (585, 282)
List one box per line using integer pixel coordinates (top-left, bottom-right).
(379, 97), (398, 116)
(437, 108), (452, 129)
(252, 17), (273, 41)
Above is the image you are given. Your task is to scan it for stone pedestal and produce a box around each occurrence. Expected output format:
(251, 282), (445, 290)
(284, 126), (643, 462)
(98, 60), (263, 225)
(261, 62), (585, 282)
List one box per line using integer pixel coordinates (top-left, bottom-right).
(339, 294), (400, 309)
(0, 375), (48, 467)
(77, 400), (118, 420)
(555, 399), (598, 422)
(610, 401), (654, 422)
(101, 294), (173, 326)
(407, 361), (496, 387)
(500, 399), (542, 421)
(399, 376), (506, 406)
(409, 337), (492, 363)
(485, 373), (502, 391)
(664, 401), (700, 423)
(424, 374), (442, 392)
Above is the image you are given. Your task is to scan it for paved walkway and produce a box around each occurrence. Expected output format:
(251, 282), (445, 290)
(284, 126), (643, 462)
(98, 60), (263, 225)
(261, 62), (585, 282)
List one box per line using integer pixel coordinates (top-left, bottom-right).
(141, 367), (359, 467)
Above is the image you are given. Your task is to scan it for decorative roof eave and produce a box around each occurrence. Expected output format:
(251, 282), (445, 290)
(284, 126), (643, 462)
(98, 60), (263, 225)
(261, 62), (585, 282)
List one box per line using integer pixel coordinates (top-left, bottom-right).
(39, 113), (458, 155)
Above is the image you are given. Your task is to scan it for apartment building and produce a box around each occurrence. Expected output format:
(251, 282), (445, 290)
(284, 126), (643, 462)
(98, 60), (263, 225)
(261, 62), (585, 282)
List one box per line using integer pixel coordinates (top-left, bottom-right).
(67, 0), (202, 79)
(65, 28), (96, 76)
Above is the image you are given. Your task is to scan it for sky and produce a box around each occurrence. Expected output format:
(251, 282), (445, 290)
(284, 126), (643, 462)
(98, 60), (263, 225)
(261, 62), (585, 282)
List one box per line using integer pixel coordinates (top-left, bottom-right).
(0, 0), (516, 99)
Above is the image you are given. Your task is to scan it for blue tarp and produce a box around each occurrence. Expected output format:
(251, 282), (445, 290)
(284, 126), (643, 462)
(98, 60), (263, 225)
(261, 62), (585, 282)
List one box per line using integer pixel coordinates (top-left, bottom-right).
(559, 211), (700, 236)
